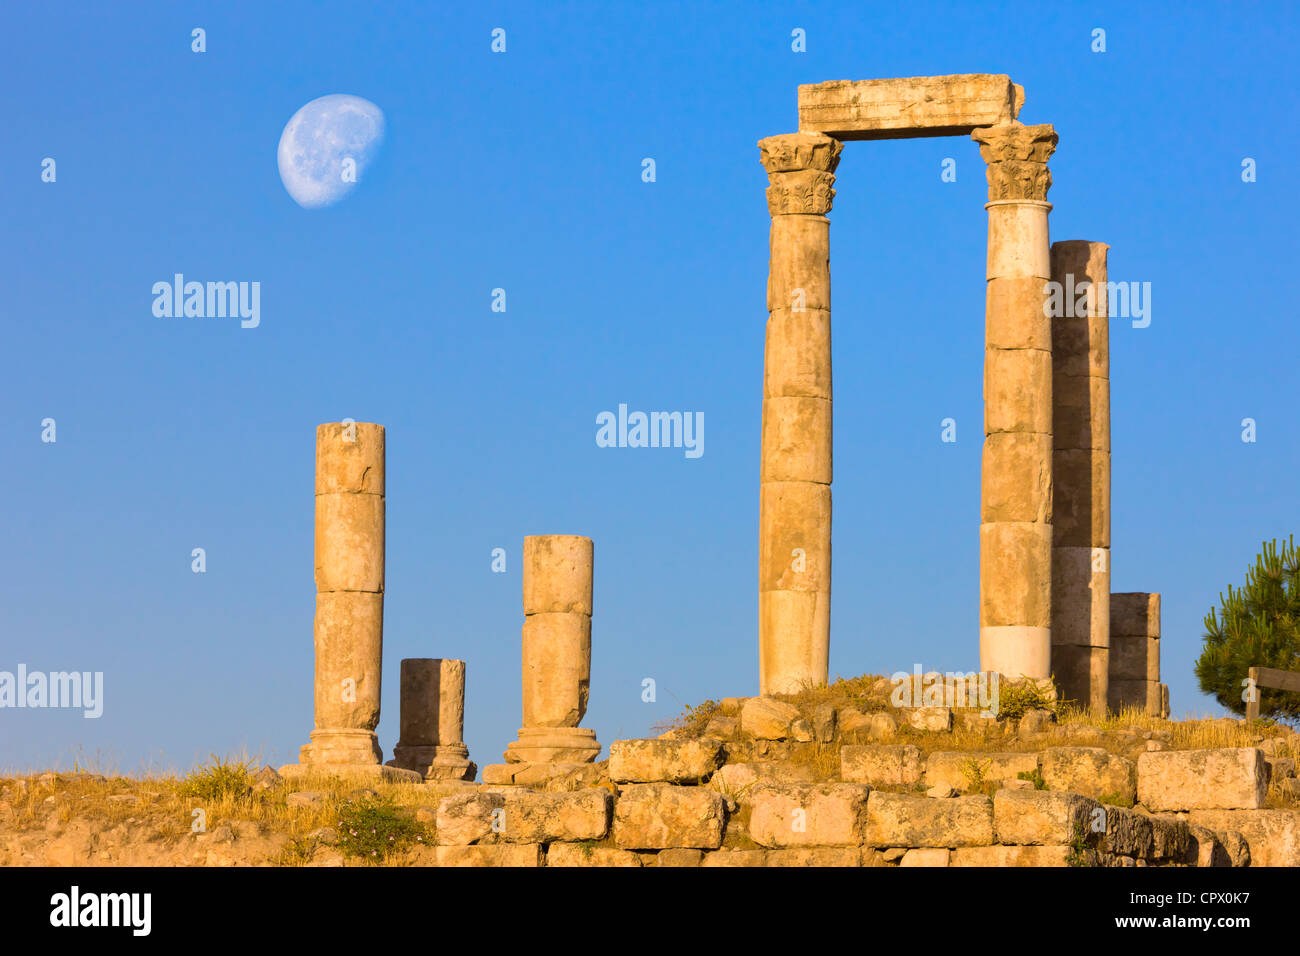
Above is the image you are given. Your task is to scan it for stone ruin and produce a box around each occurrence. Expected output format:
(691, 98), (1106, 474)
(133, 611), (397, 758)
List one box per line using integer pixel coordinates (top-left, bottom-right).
(271, 76), (1300, 866)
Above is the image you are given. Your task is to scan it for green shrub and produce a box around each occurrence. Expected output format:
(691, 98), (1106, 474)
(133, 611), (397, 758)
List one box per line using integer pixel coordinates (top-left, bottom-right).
(335, 796), (428, 864)
(178, 755), (254, 803)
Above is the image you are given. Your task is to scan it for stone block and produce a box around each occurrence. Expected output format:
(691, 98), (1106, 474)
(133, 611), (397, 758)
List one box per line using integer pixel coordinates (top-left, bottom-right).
(840, 745), (922, 786)
(613, 784), (725, 849)
(863, 793), (993, 848)
(1137, 749), (1267, 811)
(747, 783), (870, 847)
(608, 738), (725, 784)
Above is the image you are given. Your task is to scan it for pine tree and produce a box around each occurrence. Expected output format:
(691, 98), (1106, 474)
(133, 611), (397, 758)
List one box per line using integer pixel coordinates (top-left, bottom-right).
(1196, 536), (1300, 722)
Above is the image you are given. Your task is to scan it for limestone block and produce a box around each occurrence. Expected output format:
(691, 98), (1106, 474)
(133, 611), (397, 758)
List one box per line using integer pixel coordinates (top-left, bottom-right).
(759, 481), (830, 593)
(1051, 448), (1110, 548)
(760, 396), (832, 484)
(1137, 749), (1268, 811)
(435, 791), (506, 846)
(904, 707), (953, 733)
(1147, 815), (1192, 861)
(1186, 826), (1232, 867)
(764, 847), (862, 867)
(1108, 678), (1155, 714)
(315, 422), (385, 495)
(607, 738), (726, 784)
(985, 277), (1052, 351)
(1111, 592), (1161, 637)
(747, 783), (870, 847)
(985, 202), (1051, 280)
(314, 492), (385, 592)
(1111, 634), (1159, 682)
(924, 751), (1039, 792)
(612, 784), (725, 850)
(979, 521), (1051, 628)
(1050, 240), (1110, 379)
(312, 591), (383, 731)
(434, 844), (541, 867)
(797, 74), (1021, 140)
(396, 659), (439, 747)
(840, 745), (922, 786)
(899, 848), (950, 867)
(1100, 805), (1154, 859)
(1187, 810), (1298, 867)
(522, 535), (593, 615)
(863, 793), (993, 848)
(497, 789), (611, 843)
(993, 789), (1101, 846)
(766, 216), (831, 313)
(502, 727), (600, 765)
(1050, 546), (1109, 647)
(546, 844), (641, 867)
(656, 848), (704, 867)
(700, 849), (768, 867)
(980, 626), (1051, 680)
(981, 432), (1052, 524)
(739, 697), (802, 740)
(949, 845), (1073, 866)
(763, 308), (832, 399)
(520, 612), (590, 728)
(984, 347), (1052, 434)
(1052, 374), (1109, 453)
(758, 590), (831, 695)
(710, 761), (815, 797)
(1040, 747), (1136, 804)
(1049, 644), (1109, 714)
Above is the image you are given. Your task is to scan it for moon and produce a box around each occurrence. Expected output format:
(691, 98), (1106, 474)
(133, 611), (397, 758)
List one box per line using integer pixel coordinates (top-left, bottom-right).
(277, 94), (385, 209)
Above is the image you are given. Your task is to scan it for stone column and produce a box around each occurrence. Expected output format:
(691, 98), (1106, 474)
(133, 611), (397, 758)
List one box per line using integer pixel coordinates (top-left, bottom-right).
(503, 535), (600, 763)
(387, 658), (476, 780)
(1109, 592), (1162, 716)
(1050, 240), (1111, 712)
(972, 122), (1058, 680)
(302, 422), (386, 766)
(757, 132), (840, 695)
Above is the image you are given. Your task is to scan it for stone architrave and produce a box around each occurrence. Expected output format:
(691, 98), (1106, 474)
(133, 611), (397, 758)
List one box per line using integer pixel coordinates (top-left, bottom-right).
(973, 122), (1059, 680)
(1050, 240), (1111, 713)
(757, 132), (841, 695)
(387, 658), (476, 780)
(798, 74), (1024, 140)
(502, 535), (601, 764)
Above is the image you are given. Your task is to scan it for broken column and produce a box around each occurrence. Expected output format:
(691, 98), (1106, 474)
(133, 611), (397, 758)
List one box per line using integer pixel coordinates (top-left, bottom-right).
(757, 132), (840, 695)
(387, 658), (476, 780)
(972, 122), (1058, 680)
(1050, 240), (1111, 713)
(1109, 592), (1164, 716)
(503, 535), (601, 764)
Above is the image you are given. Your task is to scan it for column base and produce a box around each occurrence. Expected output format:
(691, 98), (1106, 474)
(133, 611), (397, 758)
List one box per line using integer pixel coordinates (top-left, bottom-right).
(480, 761), (606, 788)
(425, 744), (477, 781)
(385, 742), (436, 775)
(503, 727), (600, 764)
(297, 728), (382, 766)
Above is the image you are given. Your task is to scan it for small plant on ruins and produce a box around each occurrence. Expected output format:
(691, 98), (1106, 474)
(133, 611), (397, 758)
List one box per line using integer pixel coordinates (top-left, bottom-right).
(995, 681), (1055, 721)
(1196, 535), (1300, 724)
(653, 699), (723, 737)
(959, 758), (992, 794)
(576, 839), (597, 859)
(1016, 768), (1047, 791)
(178, 754), (255, 803)
(335, 795), (428, 864)
(1097, 791), (1133, 808)
(1065, 822), (1096, 868)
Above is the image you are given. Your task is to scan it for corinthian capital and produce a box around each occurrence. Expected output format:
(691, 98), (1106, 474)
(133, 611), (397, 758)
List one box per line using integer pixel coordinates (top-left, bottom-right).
(971, 122), (1058, 201)
(759, 132), (843, 216)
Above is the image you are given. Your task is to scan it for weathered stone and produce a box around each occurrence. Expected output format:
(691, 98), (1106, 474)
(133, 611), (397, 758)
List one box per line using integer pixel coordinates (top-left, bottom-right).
(546, 843), (641, 867)
(496, 789), (610, 843)
(286, 791), (324, 808)
(656, 848), (704, 867)
(703, 716), (738, 738)
(1041, 747), (1136, 804)
(700, 849), (767, 867)
(1186, 809), (1300, 867)
(608, 738), (725, 784)
(949, 845), (1074, 867)
(1146, 815), (1192, 860)
(1100, 805), (1153, 859)
(994, 789), (1100, 846)
(1137, 749), (1267, 811)
(840, 745), (922, 786)
(1110, 592), (1160, 637)
(905, 707), (953, 733)
(1187, 825), (1232, 867)
(739, 697), (802, 740)
(899, 848), (950, 867)
(765, 847), (861, 867)
(924, 751), (1039, 792)
(435, 791), (505, 846)
(811, 704), (838, 742)
(747, 783), (869, 847)
(613, 785), (725, 849)
(435, 844), (541, 867)
(863, 793), (993, 848)
(710, 761), (815, 797)
(798, 74), (1022, 141)
(868, 713), (897, 739)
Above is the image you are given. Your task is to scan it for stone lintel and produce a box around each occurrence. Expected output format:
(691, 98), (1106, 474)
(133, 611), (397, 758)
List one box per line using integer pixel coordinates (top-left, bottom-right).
(798, 74), (1023, 141)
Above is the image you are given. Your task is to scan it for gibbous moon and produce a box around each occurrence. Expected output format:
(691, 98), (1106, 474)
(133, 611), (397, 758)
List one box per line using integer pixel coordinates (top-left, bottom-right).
(277, 94), (385, 209)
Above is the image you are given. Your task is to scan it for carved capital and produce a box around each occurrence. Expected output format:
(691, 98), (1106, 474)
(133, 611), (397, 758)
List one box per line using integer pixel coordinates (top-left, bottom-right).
(760, 133), (842, 215)
(972, 122), (1058, 201)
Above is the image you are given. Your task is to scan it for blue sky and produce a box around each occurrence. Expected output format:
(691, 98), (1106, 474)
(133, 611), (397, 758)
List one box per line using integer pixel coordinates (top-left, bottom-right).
(2, 1), (1297, 774)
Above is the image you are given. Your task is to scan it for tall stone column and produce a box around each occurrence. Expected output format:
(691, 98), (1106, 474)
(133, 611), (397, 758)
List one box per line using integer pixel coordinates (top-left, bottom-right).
(1050, 240), (1111, 712)
(303, 421), (386, 766)
(757, 132), (840, 695)
(503, 535), (600, 764)
(387, 658), (476, 780)
(972, 123), (1058, 679)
